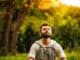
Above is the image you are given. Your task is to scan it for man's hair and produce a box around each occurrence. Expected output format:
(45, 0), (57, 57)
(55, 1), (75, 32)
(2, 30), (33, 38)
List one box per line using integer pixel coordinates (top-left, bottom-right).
(40, 23), (50, 31)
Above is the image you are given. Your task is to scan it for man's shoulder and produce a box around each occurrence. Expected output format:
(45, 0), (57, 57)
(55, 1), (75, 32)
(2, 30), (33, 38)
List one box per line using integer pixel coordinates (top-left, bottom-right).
(34, 39), (41, 43)
(31, 40), (41, 47)
(51, 39), (62, 47)
(51, 39), (57, 44)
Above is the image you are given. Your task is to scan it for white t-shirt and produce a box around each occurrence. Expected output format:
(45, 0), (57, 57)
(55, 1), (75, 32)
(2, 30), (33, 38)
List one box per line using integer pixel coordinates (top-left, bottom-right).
(28, 39), (66, 59)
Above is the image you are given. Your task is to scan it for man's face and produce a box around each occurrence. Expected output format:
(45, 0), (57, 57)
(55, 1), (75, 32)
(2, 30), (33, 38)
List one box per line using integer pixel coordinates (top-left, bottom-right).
(40, 26), (52, 38)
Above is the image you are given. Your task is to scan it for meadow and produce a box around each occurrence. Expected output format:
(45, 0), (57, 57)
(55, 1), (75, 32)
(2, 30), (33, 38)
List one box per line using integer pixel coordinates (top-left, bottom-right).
(66, 51), (80, 60)
(0, 51), (80, 60)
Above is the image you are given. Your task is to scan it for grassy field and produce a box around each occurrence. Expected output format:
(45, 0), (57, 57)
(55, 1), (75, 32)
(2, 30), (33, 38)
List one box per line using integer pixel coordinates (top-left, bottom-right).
(0, 53), (27, 60)
(66, 51), (80, 60)
(0, 51), (80, 60)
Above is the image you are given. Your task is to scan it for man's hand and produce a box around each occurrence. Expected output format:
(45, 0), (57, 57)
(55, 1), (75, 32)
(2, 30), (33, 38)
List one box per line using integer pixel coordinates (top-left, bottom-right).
(28, 57), (34, 60)
(61, 57), (67, 60)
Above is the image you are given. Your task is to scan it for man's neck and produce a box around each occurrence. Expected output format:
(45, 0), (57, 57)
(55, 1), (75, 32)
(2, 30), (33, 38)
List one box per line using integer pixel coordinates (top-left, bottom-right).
(41, 38), (51, 45)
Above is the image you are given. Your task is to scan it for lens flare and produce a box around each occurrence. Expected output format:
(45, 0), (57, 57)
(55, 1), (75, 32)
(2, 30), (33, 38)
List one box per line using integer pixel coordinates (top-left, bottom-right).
(61, 0), (80, 7)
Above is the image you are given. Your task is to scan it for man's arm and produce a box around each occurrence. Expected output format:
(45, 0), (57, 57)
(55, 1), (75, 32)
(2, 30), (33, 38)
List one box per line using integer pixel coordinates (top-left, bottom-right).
(54, 42), (67, 60)
(27, 43), (38, 60)
(61, 57), (67, 60)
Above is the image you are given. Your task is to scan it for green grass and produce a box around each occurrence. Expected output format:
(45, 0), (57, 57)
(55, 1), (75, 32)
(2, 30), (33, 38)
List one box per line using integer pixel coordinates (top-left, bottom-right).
(0, 53), (27, 60)
(66, 51), (80, 60)
(0, 51), (80, 60)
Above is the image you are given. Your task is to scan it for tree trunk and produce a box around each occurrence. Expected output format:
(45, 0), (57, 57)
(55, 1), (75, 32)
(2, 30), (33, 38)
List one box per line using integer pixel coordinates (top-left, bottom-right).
(0, 0), (14, 56)
(9, 0), (32, 55)
(9, 29), (18, 55)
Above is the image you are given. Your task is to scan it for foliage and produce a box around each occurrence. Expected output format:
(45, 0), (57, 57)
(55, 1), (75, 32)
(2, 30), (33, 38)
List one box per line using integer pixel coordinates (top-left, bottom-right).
(66, 51), (80, 60)
(0, 0), (80, 54)
(17, 24), (40, 52)
(17, 5), (80, 52)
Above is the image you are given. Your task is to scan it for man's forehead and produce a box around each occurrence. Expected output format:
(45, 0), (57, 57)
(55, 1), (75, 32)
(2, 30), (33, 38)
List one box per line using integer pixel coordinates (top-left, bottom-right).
(42, 26), (51, 29)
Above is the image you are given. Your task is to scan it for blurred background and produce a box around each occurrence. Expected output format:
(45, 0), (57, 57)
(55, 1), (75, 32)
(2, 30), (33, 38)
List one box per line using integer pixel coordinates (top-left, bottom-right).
(0, 0), (80, 60)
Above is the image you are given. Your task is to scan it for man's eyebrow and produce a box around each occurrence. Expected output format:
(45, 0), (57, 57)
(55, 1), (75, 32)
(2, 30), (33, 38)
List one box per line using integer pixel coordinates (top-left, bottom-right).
(42, 28), (50, 29)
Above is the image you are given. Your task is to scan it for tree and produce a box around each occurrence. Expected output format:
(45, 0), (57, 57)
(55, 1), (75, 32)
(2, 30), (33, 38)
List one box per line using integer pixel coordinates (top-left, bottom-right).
(0, 0), (32, 55)
(9, 0), (32, 55)
(0, 0), (14, 56)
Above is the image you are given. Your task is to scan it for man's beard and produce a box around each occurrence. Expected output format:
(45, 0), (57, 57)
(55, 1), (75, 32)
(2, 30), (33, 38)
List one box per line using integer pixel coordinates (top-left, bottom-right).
(41, 34), (51, 38)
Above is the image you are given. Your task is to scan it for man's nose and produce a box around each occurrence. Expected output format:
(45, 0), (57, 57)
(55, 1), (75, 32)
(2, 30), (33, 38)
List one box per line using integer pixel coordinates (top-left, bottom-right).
(45, 30), (49, 32)
(45, 30), (48, 32)
(45, 29), (49, 31)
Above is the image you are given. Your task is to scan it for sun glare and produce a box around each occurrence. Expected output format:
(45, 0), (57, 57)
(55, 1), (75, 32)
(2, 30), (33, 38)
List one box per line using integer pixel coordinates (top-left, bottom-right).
(61, 0), (80, 7)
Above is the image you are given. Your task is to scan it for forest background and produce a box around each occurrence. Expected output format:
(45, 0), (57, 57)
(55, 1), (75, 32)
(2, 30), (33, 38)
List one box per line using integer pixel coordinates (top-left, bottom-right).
(0, 0), (80, 60)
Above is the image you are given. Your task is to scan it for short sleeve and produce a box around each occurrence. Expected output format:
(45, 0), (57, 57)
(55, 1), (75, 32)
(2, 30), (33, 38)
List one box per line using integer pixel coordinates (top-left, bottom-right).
(28, 43), (39, 58)
(54, 42), (66, 58)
